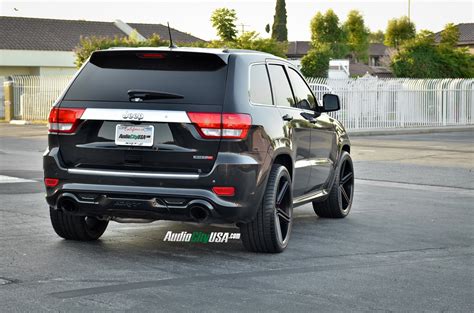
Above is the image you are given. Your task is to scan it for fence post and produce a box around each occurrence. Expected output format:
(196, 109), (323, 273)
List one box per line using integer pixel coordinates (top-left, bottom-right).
(3, 81), (14, 122)
(442, 89), (447, 126)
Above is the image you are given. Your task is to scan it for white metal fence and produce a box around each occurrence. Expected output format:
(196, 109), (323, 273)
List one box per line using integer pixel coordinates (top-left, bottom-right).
(4, 75), (474, 130)
(9, 75), (73, 121)
(308, 77), (474, 129)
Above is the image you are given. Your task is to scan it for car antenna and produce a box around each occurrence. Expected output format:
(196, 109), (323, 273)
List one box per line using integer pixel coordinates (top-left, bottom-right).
(167, 22), (177, 49)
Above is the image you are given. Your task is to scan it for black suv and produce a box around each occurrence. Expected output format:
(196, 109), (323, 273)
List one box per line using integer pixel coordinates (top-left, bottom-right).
(44, 48), (354, 253)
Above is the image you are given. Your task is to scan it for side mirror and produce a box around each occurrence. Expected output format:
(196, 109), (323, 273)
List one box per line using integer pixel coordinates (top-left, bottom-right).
(322, 94), (340, 112)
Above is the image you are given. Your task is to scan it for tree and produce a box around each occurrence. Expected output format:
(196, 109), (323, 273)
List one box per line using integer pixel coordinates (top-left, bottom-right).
(390, 28), (474, 78)
(301, 9), (348, 77)
(369, 30), (385, 43)
(271, 0), (288, 41)
(440, 23), (459, 47)
(265, 24), (270, 34)
(207, 31), (287, 58)
(207, 8), (287, 57)
(309, 9), (348, 58)
(343, 10), (370, 63)
(211, 8), (238, 41)
(384, 16), (416, 49)
(300, 44), (332, 77)
(236, 31), (288, 57)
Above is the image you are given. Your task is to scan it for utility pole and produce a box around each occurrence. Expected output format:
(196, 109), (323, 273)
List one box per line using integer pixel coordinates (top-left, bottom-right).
(239, 23), (250, 34)
(408, 0), (411, 21)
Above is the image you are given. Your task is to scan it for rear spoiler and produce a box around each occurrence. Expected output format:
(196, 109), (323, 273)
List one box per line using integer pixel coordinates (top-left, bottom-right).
(93, 48), (230, 65)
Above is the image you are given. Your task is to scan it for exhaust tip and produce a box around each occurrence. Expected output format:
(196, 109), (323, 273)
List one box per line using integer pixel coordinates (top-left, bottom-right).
(58, 197), (78, 213)
(189, 206), (209, 222)
(188, 200), (212, 222)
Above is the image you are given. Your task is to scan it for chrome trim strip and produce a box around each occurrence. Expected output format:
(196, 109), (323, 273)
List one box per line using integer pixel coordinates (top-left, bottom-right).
(80, 108), (191, 123)
(295, 158), (333, 169)
(67, 168), (199, 179)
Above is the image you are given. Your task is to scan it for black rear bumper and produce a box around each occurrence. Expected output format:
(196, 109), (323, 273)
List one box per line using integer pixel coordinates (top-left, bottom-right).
(44, 148), (271, 223)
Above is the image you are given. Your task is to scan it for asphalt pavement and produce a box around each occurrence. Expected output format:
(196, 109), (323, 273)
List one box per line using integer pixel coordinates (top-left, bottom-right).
(0, 124), (473, 312)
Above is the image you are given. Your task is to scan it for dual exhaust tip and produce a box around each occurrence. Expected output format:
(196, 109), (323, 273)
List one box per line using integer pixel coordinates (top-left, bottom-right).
(58, 197), (78, 213)
(57, 195), (213, 222)
(186, 200), (212, 222)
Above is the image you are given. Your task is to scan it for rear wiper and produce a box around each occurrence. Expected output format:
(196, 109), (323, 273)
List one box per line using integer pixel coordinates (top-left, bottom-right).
(127, 90), (184, 102)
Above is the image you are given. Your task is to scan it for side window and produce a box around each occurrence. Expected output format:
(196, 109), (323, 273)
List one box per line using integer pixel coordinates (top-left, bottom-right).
(249, 64), (273, 105)
(268, 64), (295, 108)
(287, 68), (317, 110)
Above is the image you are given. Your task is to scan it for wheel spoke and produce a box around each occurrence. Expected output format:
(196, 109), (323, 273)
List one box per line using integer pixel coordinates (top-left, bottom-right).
(276, 180), (289, 206)
(340, 185), (350, 204)
(276, 208), (291, 224)
(340, 172), (353, 186)
(274, 212), (283, 242)
(340, 160), (347, 178)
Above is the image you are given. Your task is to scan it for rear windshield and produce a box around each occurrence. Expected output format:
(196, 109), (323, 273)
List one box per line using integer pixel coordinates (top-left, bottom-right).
(64, 51), (228, 105)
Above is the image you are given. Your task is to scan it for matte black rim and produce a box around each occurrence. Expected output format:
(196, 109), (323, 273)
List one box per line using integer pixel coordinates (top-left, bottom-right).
(339, 159), (354, 211)
(274, 175), (292, 244)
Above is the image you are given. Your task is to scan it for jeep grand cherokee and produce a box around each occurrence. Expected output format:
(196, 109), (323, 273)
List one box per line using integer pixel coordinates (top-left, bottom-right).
(44, 48), (354, 253)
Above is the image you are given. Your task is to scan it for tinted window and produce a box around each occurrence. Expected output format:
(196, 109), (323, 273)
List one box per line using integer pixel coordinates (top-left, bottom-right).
(64, 51), (228, 105)
(268, 65), (295, 107)
(288, 68), (316, 110)
(249, 64), (273, 105)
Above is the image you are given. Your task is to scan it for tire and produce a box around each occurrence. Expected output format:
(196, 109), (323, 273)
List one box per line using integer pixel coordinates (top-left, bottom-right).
(240, 164), (293, 253)
(50, 207), (108, 241)
(313, 151), (354, 218)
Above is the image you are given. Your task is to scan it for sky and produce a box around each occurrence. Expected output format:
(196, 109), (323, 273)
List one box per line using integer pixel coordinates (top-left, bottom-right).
(1, 0), (473, 41)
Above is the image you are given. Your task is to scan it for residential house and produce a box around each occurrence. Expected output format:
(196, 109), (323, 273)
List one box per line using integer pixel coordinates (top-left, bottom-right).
(286, 41), (393, 77)
(0, 16), (205, 77)
(434, 23), (474, 54)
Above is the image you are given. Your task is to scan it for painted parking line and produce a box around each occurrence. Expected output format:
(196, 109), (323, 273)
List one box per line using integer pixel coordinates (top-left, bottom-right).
(0, 175), (36, 184)
(356, 178), (473, 195)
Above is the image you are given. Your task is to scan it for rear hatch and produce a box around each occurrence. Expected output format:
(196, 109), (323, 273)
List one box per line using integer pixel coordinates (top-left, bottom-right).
(56, 50), (229, 174)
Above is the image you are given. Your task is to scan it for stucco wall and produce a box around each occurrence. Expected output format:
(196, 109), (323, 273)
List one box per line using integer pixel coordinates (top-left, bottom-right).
(0, 66), (37, 76)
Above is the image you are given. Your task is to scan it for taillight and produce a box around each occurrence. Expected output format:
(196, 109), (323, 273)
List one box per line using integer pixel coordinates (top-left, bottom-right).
(187, 112), (251, 139)
(48, 107), (85, 133)
(44, 178), (59, 187)
(212, 186), (235, 196)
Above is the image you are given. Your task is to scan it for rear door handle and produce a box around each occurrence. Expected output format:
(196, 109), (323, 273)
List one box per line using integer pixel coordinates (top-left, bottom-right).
(282, 114), (293, 121)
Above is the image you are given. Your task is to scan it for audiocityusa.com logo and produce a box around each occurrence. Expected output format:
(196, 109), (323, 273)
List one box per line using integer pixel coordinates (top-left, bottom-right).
(163, 231), (241, 243)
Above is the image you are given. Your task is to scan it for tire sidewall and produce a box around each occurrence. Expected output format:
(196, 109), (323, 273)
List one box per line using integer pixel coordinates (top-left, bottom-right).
(268, 165), (293, 251)
(335, 151), (354, 216)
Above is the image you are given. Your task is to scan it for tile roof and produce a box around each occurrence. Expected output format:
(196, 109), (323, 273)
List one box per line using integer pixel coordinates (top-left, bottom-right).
(434, 23), (474, 44)
(368, 43), (389, 56)
(0, 16), (204, 51)
(287, 41), (310, 57)
(127, 23), (204, 43)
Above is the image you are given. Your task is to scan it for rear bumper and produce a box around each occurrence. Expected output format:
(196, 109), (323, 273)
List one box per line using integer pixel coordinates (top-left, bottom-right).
(43, 147), (271, 223)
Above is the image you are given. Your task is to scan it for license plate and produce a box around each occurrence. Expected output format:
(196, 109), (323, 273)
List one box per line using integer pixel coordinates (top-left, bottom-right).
(115, 125), (154, 147)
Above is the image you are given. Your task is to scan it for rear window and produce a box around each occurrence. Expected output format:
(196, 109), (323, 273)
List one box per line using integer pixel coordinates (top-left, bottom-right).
(249, 64), (273, 105)
(64, 51), (228, 105)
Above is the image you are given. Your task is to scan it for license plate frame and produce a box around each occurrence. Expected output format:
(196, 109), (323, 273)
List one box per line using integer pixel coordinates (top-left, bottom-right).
(115, 124), (154, 147)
